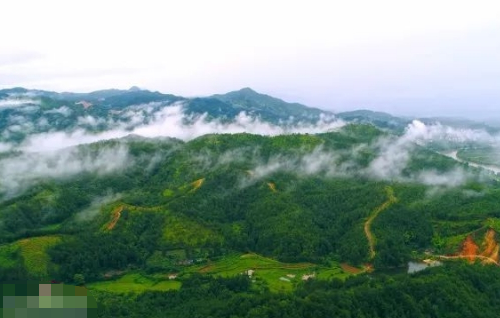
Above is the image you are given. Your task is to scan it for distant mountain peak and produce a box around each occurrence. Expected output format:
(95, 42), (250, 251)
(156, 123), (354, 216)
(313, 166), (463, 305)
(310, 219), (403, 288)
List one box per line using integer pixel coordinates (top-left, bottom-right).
(128, 86), (141, 92)
(237, 87), (257, 94)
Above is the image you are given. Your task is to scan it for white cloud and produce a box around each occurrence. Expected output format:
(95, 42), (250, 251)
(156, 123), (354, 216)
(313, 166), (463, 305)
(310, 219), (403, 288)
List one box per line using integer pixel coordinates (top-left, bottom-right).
(45, 106), (72, 116)
(74, 192), (123, 222)
(0, 144), (130, 197)
(77, 115), (106, 127)
(367, 119), (500, 181)
(0, 99), (38, 108)
(19, 104), (345, 152)
(2, 0), (499, 118)
(416, 168), (467, 187)
(21, 129), (126, 152)
(0, 142), (12, 152)
(405, 120), (496, 144)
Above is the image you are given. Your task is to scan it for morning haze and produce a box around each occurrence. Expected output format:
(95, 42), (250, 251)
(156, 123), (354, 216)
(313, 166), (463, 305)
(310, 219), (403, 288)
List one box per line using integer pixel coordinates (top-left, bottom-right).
(1, 0), (499, 118)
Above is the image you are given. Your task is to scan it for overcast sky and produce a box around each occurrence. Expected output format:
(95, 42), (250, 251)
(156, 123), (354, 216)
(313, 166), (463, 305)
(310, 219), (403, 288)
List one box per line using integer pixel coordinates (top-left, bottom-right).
(1, 0), (499, 118)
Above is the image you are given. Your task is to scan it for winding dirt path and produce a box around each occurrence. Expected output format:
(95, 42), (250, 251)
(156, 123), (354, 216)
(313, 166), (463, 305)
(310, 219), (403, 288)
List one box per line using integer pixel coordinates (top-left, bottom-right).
(106, 205), (124, 230)
(364, 186), (397, 259)
(435, 254), (500, 266)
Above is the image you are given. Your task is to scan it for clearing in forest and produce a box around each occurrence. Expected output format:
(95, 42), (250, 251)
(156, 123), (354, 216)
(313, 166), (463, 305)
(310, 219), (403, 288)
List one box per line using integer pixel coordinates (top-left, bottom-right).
(106, 205), (124, 230)
(340, 263), (363, 274)
(455, 229), (499, 265)
(15, 236), (62, 278)
(436, 229), (500, 266)
(364, 186), (397, 260)
(267, 182), (277, 193)
(87, 273), (181, 293)
(460, 236), (479, 262)
(190, 178), (205, 192)
(481, 229), (499, 263)
(190, 253), (348, 292)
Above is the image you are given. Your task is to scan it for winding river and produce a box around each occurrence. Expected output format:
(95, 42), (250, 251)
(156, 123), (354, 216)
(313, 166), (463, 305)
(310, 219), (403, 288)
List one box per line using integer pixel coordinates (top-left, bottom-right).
(442, 151), (500, 175)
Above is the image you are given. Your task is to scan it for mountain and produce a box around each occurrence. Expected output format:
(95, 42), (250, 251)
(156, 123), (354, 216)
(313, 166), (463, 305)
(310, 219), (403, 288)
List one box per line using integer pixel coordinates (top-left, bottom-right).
(0, 87), (337, 145)
(211, 87), (330, 122)
(336, 109), (410, 132)
(2, 86), (500, 317)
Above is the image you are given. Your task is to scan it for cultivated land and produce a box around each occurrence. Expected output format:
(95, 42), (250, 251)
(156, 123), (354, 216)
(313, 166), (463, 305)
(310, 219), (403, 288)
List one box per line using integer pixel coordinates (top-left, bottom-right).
(87, 273), (181, 293)
(87, 253), (351, 293)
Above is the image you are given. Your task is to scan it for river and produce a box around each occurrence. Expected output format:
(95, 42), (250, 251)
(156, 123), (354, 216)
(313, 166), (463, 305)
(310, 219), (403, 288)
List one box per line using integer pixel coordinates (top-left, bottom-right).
(442, 151), (500, 175)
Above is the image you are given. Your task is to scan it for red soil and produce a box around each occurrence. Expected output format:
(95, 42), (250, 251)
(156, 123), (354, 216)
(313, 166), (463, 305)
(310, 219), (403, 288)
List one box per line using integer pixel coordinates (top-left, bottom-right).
(481, 229), (498, 262)
(460, 235), (479, 263)
(341, 263), (363, 274)
(106, 206), (124, 230)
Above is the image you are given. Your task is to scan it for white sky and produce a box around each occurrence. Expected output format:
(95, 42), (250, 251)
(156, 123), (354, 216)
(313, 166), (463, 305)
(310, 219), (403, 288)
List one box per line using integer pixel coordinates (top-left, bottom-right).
(1, 0), (500, 118)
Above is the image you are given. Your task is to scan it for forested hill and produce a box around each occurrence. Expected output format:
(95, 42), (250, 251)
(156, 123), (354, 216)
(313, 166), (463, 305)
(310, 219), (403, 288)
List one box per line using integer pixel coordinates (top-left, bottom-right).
(0, 87), (336, 146)
(1, 124), (499, 278)
(2, 87), (500, 317)
(1, 86), (497, 147)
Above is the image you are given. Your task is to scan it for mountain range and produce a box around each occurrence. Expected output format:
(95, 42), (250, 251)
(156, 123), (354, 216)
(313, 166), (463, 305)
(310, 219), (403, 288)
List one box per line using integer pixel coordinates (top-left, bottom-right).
(1, 86), (500, 317)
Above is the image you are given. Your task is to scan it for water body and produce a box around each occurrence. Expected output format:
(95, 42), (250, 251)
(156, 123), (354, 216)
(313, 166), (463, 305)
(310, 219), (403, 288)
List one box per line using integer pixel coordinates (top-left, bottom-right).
(408, 261), (442, 274)
(442, 151), (500, 175)
(373, 261), (443, 276)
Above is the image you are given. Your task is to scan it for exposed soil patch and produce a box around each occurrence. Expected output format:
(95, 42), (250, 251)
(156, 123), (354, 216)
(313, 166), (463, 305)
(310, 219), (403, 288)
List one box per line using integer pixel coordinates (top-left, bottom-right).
(481, 229), (498, 263)
(267, 182), (277, 193)
(341, 263), (363, 274)
(440, 229), (500, 265)
(191, 178), (205, 192)
(199, 264), (215, 273)
(106, 206), (124, 231)
(460, 235), (479, 262)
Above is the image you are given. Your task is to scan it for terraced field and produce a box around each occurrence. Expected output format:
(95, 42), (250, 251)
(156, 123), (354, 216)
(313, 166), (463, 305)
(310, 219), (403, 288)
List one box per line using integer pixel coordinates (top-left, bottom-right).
(188, 253), (349, 292)
(85, 253), (352, 294)
(87, 273), (181, 293)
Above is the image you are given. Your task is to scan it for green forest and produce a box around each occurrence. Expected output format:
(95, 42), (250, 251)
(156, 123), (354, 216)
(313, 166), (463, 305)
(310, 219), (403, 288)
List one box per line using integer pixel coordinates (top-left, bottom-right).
(1, 122), (500, 317)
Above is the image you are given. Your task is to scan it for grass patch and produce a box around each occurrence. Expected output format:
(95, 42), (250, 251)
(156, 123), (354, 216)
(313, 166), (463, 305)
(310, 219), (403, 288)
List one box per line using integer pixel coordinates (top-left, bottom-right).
(163, 189), (175, 197)
(87, 273), (181, 293)
(485, 218), (500, 233)
(14, 236), (61, 278)
(442, 234), (468, 253)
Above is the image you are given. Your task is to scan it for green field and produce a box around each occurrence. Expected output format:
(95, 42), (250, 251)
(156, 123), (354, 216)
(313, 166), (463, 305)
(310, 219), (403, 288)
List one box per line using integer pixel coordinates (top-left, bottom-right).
(188, 253), (350, 292)
(87, 273), (181, 293)
(87, 253), (351, 294)
(14, 236), (62, 279)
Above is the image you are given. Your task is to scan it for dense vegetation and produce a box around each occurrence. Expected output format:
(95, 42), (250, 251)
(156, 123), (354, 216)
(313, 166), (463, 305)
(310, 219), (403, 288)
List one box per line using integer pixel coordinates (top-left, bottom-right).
(2, 88), (500, 316)
(1, 125), (498, 281)
(93, 264), (500, 318)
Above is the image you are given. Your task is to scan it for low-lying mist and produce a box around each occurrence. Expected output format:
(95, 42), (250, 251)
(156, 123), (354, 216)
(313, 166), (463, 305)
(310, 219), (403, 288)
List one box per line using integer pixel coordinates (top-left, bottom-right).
(1, 101), (499, 201)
